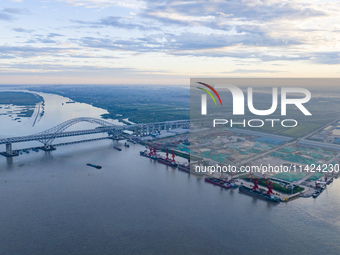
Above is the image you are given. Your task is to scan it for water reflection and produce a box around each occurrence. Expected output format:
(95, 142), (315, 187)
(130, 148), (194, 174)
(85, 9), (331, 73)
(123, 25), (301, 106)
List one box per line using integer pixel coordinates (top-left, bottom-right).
(43, 151), (53, 160)
(6, 157), (13, 168)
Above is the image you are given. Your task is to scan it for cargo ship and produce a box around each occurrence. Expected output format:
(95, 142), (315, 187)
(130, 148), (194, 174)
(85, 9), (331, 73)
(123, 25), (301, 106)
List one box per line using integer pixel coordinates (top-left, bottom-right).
(312, 184), (326, 198)
(140, 150), (159, 160)
(140, 145), (159, 160)
(178, 158), (191, 173)
(86, 163), (102, 169)
(157, 149), (178, 168)
(178, 163), (191, 173)
(205, 177), (233, 189)
(158, 157), (178, 167)
(114, 146), (122, 151)
(326, 178), (334, 185)
(239, 185), (280, 202)
(312, 191), (321, 198)
(178, 163), (204, 175)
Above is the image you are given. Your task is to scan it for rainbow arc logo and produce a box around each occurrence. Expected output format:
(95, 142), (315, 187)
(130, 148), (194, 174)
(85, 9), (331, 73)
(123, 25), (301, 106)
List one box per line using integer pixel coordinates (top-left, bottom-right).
(197, 82), (222, 115)
(196, 82), (223, 106)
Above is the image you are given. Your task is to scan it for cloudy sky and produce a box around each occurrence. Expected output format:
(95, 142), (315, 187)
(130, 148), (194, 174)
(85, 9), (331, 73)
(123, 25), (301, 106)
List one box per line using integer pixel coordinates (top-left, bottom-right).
(1, 0), (340, 85)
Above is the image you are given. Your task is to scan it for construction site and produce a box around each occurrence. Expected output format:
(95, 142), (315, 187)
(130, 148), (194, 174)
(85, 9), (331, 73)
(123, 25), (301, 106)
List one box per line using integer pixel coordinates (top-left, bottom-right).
(137, 124), (340, 203)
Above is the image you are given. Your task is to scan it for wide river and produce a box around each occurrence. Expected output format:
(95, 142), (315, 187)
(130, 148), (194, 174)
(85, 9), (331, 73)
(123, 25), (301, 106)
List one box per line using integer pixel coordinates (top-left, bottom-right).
(0, 91), (340, 255)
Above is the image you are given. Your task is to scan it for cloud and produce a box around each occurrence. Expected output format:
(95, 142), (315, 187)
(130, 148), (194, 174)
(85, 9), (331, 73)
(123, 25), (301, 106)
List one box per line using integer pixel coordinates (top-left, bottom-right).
(0, 62), (168, 77)
(1, 0), (339, 85)
(72, 16), (159, 31)
(67, 0), (324, 65)
(98, 16), (150, 30)
(0, 45), (76, 58)
(36, 38), (57, 44)
(140, 0), (326, 28)
(75, 29), (302, 55)
(2, 8), (30, 15)
(23, 33), (64, 44)
(0, 44), (119, 60)
(12, 27), (35, 33)
(48, 33), (63, 37)
(172, 50), (311, 62)
(0, 7), (30, 21)
(311, 52), (340, 65)
(0, 12), (12, 20)
(71, 0), (326, 33)
(171, 49), (340, 66)
(56, 0), (145, 9)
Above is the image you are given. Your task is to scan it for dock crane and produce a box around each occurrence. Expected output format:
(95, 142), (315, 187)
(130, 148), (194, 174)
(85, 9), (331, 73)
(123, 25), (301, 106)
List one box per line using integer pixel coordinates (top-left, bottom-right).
(262, 175), (274, 195)
(249, 172), (259, 190)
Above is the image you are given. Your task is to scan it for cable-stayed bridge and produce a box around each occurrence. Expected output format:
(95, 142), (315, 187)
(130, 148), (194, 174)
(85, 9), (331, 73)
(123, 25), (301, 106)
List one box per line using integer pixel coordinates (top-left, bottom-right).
(0, 117), (190, 157)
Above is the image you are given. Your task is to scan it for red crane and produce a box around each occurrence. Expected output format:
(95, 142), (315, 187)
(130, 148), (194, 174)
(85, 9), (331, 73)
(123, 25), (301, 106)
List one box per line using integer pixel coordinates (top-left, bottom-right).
(152, 146), (157, 156)
(165, 149), (169, 160)
(146, 144), (158, 157)
(171, 150), (176, 162)
(262, 175), (274, 195)
(249, 173), (259, 190)
(265, 179), (274, 195)
(146, 144), (153, 156)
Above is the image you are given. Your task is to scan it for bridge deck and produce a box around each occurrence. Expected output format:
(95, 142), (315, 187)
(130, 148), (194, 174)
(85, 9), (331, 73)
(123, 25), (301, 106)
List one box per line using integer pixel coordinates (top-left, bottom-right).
(0, 118), (190, 145)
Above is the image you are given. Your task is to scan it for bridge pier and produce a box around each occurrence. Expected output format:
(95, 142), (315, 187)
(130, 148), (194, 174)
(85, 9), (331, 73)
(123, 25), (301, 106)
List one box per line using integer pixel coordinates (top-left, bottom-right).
(40, 145), (56, 151)
(6, 143), (12, 154)
(0, 143), (19, 157)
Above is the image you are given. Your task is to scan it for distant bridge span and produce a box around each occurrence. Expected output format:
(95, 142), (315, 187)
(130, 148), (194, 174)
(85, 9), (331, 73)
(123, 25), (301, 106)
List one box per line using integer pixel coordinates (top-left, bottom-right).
(0, 117), (190, 157)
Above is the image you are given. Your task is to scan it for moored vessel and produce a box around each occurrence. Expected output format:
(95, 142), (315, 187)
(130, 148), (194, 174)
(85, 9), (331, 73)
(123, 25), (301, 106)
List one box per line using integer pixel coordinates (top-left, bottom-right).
(239, 185), (280, 202)
(158, 158), (178, 167)
(140, 150), (159, 159)
(178, 163), (191, 173)
(157, 149), (178, 167)
(140, 145), (159, 160)
(205, 177), (233, 189)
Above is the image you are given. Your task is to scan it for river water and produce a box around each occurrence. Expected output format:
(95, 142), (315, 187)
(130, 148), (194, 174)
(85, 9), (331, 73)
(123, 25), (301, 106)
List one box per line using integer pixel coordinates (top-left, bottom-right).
(0, 91), (340, 255)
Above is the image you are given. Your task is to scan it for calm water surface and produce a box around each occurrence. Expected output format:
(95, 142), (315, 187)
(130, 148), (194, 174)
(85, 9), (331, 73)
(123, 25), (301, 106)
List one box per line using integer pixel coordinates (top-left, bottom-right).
(0, 91), (340, 255)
